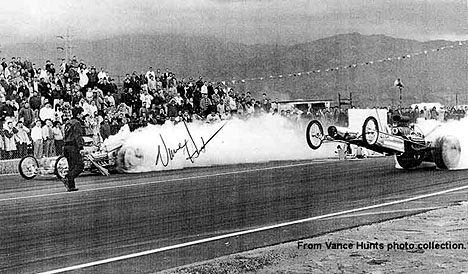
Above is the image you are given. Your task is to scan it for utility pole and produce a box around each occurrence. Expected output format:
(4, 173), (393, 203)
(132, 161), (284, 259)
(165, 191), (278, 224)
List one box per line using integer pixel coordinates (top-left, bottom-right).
(394, 78), (404, 109)
(56, 27), (73, 61)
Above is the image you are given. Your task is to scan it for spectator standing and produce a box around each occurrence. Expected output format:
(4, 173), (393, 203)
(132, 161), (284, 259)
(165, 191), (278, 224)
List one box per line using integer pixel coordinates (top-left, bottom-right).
(104, 92), (115, 109)
(206, 111), (221, 123)
(31, 120), (43, 159)
(145, 67), (156, 81)
(42, 119), (54, 157)
(87, 67), (98, 88)
(200, 93), (212, 117)
(18, 102), (34, 128)
(0, 128), (4, 159)
(140, 89), (153, 110)
(166, 100), (178, 119)
(62, 107), (84, 192)
(18, 81), (30, 99)
(217, 100), (226, 118)
(29, 91), (41, 116)
(39, 103), (55, 121)
(14, 120), (30, 157)
(52, 121), (64, 156)
(3, 121), (18, 159)
(430, 107), (439, 120)
(3, 99), (17, 120)
(79, 65), (89, 88)
(147, 75), (157, 92)
(200, 81), (208, 95)
(99, 116), (111, 141)
(97, 67), (107, 81)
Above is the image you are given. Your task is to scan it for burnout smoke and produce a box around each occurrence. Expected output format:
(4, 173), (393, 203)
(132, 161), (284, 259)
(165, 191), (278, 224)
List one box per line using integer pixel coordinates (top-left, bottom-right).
(104, 115), (334, 173)
(416, 117), (468, 169)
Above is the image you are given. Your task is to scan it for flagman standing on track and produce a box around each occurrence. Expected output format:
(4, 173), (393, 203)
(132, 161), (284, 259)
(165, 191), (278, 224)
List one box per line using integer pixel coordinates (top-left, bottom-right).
(62, 107), (85, 192)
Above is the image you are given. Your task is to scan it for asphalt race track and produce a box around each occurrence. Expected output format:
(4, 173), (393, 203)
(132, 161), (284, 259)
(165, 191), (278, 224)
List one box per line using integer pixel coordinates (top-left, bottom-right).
(1, 157), (468, 274)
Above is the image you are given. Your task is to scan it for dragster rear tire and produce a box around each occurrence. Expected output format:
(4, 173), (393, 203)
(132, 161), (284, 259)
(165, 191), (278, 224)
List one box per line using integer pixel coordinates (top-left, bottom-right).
(306, 120), (324, 150)
(396, 153), (423, 169)
(433, 135), (461, 169)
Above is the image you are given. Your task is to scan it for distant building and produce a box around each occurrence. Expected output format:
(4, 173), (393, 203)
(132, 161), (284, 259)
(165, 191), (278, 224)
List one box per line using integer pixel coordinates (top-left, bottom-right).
(277, 99), (333, 113)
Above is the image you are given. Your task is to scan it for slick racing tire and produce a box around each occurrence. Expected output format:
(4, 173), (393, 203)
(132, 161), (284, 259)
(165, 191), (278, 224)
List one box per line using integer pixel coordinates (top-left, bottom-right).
(18, 155), (39, 180)
(433, 135), (461, 169)
(362, 116), (379, 146)
(396, 153), (423, 170)
(54, 156), (69, 179)
(306, 120), (324, 150)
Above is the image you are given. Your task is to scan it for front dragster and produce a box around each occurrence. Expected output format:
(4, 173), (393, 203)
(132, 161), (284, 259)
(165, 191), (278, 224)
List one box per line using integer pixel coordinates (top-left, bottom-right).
(306, 116), (461, 170)
(18, 136), (122, 180)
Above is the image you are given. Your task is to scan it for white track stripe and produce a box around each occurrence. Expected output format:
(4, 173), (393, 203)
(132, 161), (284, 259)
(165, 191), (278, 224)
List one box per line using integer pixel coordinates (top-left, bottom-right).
(322, 206), (442, 219)
(0, 161), (319, 202)
(38, 184), (468, 274)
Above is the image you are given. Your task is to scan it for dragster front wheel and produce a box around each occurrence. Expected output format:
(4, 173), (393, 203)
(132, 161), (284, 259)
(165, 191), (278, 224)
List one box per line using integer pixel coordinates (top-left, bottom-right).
(55, 156), (69, 179)
(18, 156), (39, 180)
(306, 120), (324, 150)
(362, 116), (379, 146)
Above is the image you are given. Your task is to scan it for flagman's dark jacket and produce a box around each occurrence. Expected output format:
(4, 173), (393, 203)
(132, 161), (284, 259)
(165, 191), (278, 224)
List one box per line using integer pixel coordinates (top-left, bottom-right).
(63, 117), (84, 188)
(64, 118), (84, 149)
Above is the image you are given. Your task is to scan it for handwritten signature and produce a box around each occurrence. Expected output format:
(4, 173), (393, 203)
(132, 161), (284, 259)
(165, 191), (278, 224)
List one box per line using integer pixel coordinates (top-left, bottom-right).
(155, 121), (227, 167)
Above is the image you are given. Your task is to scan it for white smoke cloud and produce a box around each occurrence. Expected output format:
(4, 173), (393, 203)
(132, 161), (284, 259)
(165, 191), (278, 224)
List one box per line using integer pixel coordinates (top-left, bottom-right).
(104, 115), (335, 173)
(416, 117), (468, 170)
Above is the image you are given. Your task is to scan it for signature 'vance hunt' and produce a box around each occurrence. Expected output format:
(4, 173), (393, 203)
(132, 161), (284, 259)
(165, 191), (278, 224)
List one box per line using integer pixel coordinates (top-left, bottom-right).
(155, 121), (227, 167)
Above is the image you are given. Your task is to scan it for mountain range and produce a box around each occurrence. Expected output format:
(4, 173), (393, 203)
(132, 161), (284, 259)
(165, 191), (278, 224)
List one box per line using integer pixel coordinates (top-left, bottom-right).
(2, 33), (467, 107)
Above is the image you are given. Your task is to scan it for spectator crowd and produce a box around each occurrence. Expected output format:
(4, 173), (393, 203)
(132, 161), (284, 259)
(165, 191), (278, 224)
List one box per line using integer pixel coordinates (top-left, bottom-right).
(1, 55), (468, 160)
(0, 56), (290, 160)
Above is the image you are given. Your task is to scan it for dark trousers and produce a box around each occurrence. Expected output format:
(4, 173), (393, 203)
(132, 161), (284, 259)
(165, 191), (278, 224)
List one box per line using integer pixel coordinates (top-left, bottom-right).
(63, 145), (84, 188)
(17, 143), (28, 158)
(55, 140), (64, 156)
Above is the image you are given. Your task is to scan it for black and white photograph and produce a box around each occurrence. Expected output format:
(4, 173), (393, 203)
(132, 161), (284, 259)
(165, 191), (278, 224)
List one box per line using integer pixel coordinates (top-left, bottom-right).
(1, 0), (468, 273)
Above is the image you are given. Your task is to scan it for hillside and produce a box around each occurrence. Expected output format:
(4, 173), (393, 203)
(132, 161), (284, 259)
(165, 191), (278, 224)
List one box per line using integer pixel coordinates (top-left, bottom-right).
(2, 33), (467, 106)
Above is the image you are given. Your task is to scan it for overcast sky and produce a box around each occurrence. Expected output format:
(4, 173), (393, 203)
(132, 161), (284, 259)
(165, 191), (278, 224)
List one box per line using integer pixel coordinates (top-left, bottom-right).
(1, 0), (468, 45)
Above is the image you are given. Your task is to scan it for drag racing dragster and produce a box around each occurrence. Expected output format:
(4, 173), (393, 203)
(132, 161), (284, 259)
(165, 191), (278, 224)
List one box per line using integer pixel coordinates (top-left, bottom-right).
(18, 136), (121, 180)
(306, 115), (461, 170)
